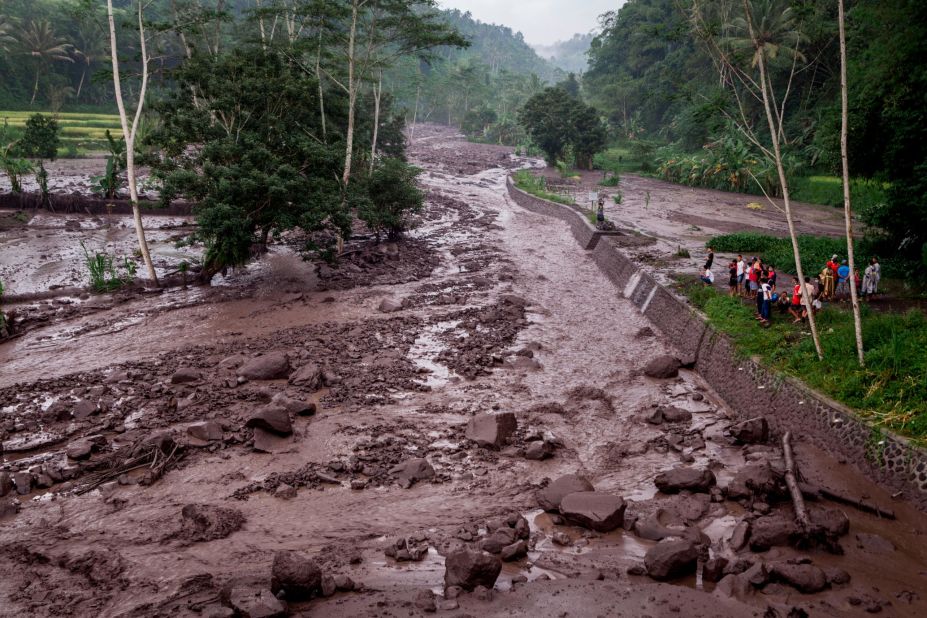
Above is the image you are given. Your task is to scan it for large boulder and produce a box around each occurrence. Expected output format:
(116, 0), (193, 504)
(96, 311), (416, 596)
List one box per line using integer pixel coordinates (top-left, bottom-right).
(480, 528), (517, 554)
(272, 393), (316, 416)
(729, 417), (769, 444)
(187, 420), (223, 443)
(245, 405), (293, 436)
(725, 461), (785, 501)
(750, 515), (800, 551)
(390, 458), (435, 488)
(444, 548), (502, 591)
(559, 492), (626, 532)
(644, 539), (699, 580)
(536, 474), (594, 511)
(654, 466), (716, 494)
(171, 367), (202, 384)
(378, 298), (403, 313)
(237, 352), (291, 381)
(809, 507), (850, 538)
(465, 412), (517, 449)
(768, 562), (828, 593)
(270, 550), (322, 600)
(643, 355), (681, 379)
(288, 363), (322, 390)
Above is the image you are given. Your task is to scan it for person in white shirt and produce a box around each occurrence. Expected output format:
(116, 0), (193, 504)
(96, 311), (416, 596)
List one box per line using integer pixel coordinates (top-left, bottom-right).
(736, 254), (746, 295)
(700, 267), (714, 286)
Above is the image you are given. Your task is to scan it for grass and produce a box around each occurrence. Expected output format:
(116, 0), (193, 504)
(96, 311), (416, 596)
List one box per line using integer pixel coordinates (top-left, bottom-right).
(791, 175), (889, 211)
(593, 142), (654, 174)
(513, 169), (575, 205)
(679, 278), (927, 443)
(0, 110), (122, 157)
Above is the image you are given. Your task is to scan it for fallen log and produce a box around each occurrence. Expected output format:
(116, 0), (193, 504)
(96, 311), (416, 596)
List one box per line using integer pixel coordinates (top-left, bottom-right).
(782, 431), (811, 532)
(800, 482), (896, 520)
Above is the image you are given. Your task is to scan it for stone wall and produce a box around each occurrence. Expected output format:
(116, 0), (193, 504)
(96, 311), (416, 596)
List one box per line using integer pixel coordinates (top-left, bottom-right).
(507, 177), (927, 510)
(0, 192), (194, 216)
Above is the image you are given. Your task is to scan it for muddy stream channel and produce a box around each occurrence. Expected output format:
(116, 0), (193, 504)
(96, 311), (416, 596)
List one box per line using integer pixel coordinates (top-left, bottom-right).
(0, 125), (925, 617)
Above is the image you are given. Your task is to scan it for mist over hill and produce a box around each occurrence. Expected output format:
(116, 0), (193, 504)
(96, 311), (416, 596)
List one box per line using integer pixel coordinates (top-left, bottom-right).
(533, 32), (594, 74)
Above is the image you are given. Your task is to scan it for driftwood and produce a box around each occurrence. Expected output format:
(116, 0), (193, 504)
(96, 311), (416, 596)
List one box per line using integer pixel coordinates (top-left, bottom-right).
(75, 442), (182, 495)
(801, 482), (896, 520)
(782, 431), (811, 531)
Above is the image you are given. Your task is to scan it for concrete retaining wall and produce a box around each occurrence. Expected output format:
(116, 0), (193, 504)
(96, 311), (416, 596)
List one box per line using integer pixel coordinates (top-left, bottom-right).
(507, 176), (927, 510)
(0, 192), (194, 216)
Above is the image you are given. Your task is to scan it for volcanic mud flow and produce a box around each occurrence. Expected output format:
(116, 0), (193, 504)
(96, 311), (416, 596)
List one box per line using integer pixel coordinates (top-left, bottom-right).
(1, 124), (925, 617)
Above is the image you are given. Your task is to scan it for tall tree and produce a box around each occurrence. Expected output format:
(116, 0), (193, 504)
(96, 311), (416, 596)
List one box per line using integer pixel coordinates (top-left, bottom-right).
(837, 0), (864, 366)
(15, 19), (74, 105)
(107, 0), (158, 285)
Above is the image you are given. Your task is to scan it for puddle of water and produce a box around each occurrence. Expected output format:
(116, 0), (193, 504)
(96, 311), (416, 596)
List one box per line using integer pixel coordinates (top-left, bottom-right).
(406, 320), (461, 388)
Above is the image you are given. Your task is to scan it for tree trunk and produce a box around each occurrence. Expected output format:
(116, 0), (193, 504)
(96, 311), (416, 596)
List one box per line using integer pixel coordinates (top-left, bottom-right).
(107, 0), (158, 286)
(77, 68), (86, 99)
(409, 84), (420, 143)
(316, 21), (327, 141)
(756, 44), (822, 359)
(839, 0), (865, 366)
(369, 70), (382, 175)
(31, 69), (40, 105)
(341, 1), (358, 189)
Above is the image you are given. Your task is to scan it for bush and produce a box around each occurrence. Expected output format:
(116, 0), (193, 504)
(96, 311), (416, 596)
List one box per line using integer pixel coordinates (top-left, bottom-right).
(360, 158), (424, 240)
(80, 242), (138, 292)
(513, 170), (575, 205)
(19, 113), (60, 160)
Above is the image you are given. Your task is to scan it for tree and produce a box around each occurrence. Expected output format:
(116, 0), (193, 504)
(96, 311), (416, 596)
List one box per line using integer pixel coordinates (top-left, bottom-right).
(19, 114), (60, 160)
(359, 158), (424, 240)
(150, 48), (348, 279)
(570, 103), (608, 170)
(73, 23), (107, 100)
(837, 0), (864, 366)
(15, 19), (74, 105)
(518, 87), (577, 165)
(0, 15), (16, 52)
(107, 0), (158, 285)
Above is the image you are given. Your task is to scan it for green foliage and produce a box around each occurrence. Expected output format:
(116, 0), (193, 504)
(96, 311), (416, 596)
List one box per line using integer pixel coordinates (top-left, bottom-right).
(512, 169), (575, 205)
(675, 246), (690, 258)
(519, 87), (607, 169)
(680, 281), (927, 442)
(19, 113), (60, 159)
(359, 158), (424, 240)
(599, 172), (620, 187)
(0, 119), (32, 193)
(790, 176), (888, 212)
(80, 242), (137, 292)
(612, 192), (623, 205)
(90, 130), (125, 199)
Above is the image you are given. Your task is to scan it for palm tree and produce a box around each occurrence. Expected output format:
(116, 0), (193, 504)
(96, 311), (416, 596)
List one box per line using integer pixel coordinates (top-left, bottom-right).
(16, 20), (74, 105)
(0, 15), (17, 52)
(73, 25), (107, 100)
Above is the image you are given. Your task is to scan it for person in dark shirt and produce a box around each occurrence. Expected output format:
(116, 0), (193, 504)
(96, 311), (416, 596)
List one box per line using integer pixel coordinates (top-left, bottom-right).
(704, 246), (714, 270)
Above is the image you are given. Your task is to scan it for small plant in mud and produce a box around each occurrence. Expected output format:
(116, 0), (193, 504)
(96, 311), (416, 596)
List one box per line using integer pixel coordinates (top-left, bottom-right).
(599, 170), (621, 187)
(80, 242), (139, 292)
(91, 130), (126, 199)
(0, 120), (32, 194)
(612, 191), (623, 205)
(675, 246), (691, 258)
(179, 260), (189, 288)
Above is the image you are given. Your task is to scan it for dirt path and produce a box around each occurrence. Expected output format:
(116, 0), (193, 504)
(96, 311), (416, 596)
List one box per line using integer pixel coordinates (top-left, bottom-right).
(1, 125), (925, 617)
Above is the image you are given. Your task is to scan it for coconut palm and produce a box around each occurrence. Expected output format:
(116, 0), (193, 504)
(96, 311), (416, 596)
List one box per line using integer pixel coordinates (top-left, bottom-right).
(722, 0), (807, 68)
(73, 24), (107, 100)
(0, 15), (17, 52)
(16, 19), (74, 105)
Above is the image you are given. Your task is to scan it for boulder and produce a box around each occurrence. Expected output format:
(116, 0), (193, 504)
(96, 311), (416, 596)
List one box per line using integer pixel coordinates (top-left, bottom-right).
(414, 589), (436, 613)
(0, 499), (20, 519)
(559, 492), (626, 532)
(443, 548), (502, 591)
(0, 472), (12, 497)
(749, 515), (800, 551)
(809, 507), (850, 538)
(644, 539), (699, 580)
(729, 521), (751, 551)
(288, 363), (322, 390)
(272, 393), (316, 416)
(12, 472), (33, 495)
(659, 406), (692, 423)
(729, 417), (769, 444)
(274, 484), (297, 500)
(72, 400), (99, 420)
(480, 528), (517, 554)
(245, 405), (293, 436)
(390, 458), (435, 489)
(500, 541), (528, 562)
(270, 550), (322, 600)
(378, 298), (403, 313)
(769, 562), (828, 593)
(524, 441), (554, 460)
(180, 504), (246, 542)
(171, 368), (202, 384)
(66, 440), (94, 461)
(725, 461), (785, 501)
(654, 466), (716, 494)
(237, 352), (290, 381)
(188, 420), (223, 443)
(643, 355), (681, 379)
(465, 412), (517, 449)
(537, 474), (595, 511)
(227, 587), (286, 618)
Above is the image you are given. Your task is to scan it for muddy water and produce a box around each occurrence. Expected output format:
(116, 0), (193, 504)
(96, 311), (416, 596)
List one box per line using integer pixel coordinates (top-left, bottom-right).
(1, 125), (925, 617)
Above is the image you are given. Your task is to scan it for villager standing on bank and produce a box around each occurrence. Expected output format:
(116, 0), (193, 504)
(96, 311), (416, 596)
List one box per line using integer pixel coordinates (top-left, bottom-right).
(836, 260), (851, 299)
(704, 246), (714, 271)
(728, 261), (738, 297)
(862, 257), (880, 298)
(736, 254), (746, 295)
(819, 263), (835, 300)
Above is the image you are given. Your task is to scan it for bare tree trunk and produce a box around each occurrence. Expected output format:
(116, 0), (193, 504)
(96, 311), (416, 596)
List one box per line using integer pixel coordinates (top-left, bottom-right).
(839, 0), (865, 366)
(409, 84), (420, 143)
(31, 69), (40, 105)
(750, 8), (822, 359)
(107, 0), (159, 286)
(316, 21), (326, 141)
(256, 0), (267, 49)
(77, 68), (86, 99)
(342, 1), (359, 189)
(369, 70), (382, 174)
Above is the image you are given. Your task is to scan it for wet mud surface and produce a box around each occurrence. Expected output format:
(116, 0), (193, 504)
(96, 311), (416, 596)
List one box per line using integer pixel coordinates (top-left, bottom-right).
(1, 125), (926, 617)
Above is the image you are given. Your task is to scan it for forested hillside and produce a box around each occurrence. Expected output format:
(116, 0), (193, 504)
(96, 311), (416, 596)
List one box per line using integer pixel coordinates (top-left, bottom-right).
(533, 32), (594, 74)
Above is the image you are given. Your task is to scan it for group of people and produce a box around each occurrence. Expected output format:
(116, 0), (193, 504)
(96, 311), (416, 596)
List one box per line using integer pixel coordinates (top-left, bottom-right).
(697, 248), (883, 328)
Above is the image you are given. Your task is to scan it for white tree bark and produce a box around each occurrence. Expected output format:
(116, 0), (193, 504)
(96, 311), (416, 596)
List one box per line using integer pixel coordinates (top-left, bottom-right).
(107, 0), (158, 286)
(838, 0), (865, 366)
(341, 1), (359, 188)
(369, 69), (382, 174)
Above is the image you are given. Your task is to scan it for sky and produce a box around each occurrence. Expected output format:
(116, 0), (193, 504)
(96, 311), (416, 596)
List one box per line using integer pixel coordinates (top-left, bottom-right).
(437, 0), (623, 46)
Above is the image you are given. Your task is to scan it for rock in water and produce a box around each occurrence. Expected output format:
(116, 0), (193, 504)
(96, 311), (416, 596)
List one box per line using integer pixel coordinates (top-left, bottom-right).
(237, 352), (290, 381)
(644, 539), (699, 580)
(390, 458), (435, 488)
(749, 515), (800, 551)
(729, 417), (769, 444)
(444, 548), (502, 591)
(187, 420), (223, 443)
(171, 367), (202, 384)
(536, 474), (595, 511)
(272, 393), (316, 416)
(378, 298), (403, 313)
(270, 550), (322, 600)
(245, 405), (293, 436)
(227, 587), (286, 618)
(643, 355), (682, 379)
(559, 492), (626, 532)
(769, 562), (828, 593)
(465, 412), (517, 449)
(288, 363), (322, 390)
(654, 466), (716, 494)
(180, 504), (246, 542)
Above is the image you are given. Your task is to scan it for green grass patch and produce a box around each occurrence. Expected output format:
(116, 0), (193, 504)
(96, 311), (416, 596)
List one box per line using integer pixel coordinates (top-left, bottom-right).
(0, 110), (122, 156)
(513, 169), (575, 205)
(679, 279), (927, 442)
(593, 143), (651, 174)
(791, 175), (889, 212)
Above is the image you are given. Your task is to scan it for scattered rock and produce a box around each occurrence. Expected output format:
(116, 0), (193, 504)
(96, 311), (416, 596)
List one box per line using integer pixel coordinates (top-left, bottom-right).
(769, 562), (828, 593)
(0, 472), (12, 497)
(749, 515), (800, 551)
(187, 420), (223, 443)
(809, 507), (849, 538)
(66, 440), (94, 461)
(524, 441), (554, 460)
(227, 587), (286, 618)
(704, 557), (729, 583)
(245, 405), (293, 436)
(390, 458), (435, 488)
(252, 427), (291, 453)
(643, 355), (681, 379)
(480, 528), (517, 554)
(0, 499), (20, 519)
(559, 492), (626, 532)
(385, 537), (429, 562)
(729, 417), (769, 444)
(378, 298), (403, 313)
(288, 363), (322, 390)
(654, 466), (716, 494)
(320, 574), (336, 597)
(237, 352), (291, 381)
(825, 567), (851, 586)
(465, 412), (517, 449)
(274, 484), (297, 500)
(171, 368), (202, 384)
(659, 406), (692, 423)
(500, 541), (528, 562)
(729, 520), (751, 551)
(537, 474), (594, 511)
(644, 539), (699, 580)
(270, 551), (322, 600)
(72, 399), (99, 420)
(271, 394), (316, 416)
(333, 575), (354, 591)
(180, 504), (246, 542)
(414, 589), (436, 612)
(443, 548), (502, 591)
(12, 472), (32, 495)
(725, 461), (785, 501)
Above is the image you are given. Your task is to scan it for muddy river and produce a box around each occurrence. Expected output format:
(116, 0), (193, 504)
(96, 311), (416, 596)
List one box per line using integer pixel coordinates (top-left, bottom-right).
(0, 125), (924, 617)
